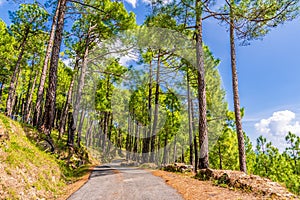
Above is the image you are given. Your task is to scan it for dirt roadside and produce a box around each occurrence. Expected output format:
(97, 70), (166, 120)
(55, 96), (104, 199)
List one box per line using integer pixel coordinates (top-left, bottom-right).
(152, 170), (263, 200)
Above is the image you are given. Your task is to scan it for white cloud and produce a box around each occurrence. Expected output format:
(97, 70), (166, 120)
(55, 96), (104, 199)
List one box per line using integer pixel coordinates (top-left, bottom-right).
(125, 0), (137, 8)
(0, 0), (4, 6)
(255, 110), (300, 151)
(119, 53), (138, 66)
(142, 0), (172, 5)
(124, 0), (173, 9)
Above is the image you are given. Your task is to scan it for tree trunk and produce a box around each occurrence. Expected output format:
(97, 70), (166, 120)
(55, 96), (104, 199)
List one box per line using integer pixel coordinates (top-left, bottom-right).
(15, 94), (21, 118)
(126, 114), (131, 160)
(195, 0), (209, 169)
(132, 122), (139, 160)
(191, 99), (198, 172)
(85, 118), (93, 147)
(23, 64), (34, 120)
(163, 135), (168, 165)
(230, 4), (247, 173)
(24, 68), (38, 123)
(150, 52), (161, 163)
(107, 112), (113, 154)
(6, 32), (28, 117)
(173, 134), (177, 162)
(34, 0), (61, 126)
(0, 80), (4, 104)
(76, 108), (86, 146)
(187, 71), (194, 165)
(181, 147), (185, 163)
(58, 56), (79, 138)
(218, 143), (223, 169)
(142, 60), (153, 163)
(41, 0), (67, 137)
(67, 110), (76, 147)
(102, 112), (108, 153)
(118, 128), (123, 156)
(72, 26), (91, 131)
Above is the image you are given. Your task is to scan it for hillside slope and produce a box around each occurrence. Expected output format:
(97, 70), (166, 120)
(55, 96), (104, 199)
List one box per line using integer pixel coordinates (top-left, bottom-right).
(0, 114), (96, 199)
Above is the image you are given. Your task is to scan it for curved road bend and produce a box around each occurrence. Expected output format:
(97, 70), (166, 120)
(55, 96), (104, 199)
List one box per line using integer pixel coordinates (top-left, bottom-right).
(68, 159), (183, 200)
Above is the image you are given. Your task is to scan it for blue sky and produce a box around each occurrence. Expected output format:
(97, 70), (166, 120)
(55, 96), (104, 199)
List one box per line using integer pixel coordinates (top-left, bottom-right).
(1, 0), (300, 150)
(123, 0), (300, 150)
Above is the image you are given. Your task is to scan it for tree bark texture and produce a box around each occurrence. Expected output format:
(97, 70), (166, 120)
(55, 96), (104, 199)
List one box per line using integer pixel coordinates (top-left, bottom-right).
(6, 33), (28, 117)
(195, 0), (209, 169)
(150, 53), (161, 163)
(41, 0), (67, 136)
(230, 7), (247, 172)
(34, 0), (61, 126)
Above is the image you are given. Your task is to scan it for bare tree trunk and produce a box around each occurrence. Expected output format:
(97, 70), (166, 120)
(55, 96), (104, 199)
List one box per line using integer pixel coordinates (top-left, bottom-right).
(173, 134), (177, 162)
(67, 110), (76, 147)
(58, 57), (79, 138)
(126, 114), (131, 160)
(11, 68), (22, 120)
(181, 147), (185, 163)
(41, 0), (67, 138)
(191, 99), (198, 172)
(117, 128), (123, 156)
(132, 122), (139, 161)
(34, 0), (61, 126)
(230, 5), (247, 172)
(72, 26), (92, 130)
(102, 112), (108, 153)
(6, 33), (28, 117)
(195, 0), (209, 169)
(76, 108), (86, 146)
(25, 69), (38, 123)
(163, 135), (168, 165)
(107, 112), (113, 154)
(218, 143), (223, 169)
(187, 71), (194, 165)
(23, 63), (34, 120)
(0, 80), (4, 104)
(150, 52), (161, 162)
(85, 118), (93, 147)
(142, 60), (153, 163)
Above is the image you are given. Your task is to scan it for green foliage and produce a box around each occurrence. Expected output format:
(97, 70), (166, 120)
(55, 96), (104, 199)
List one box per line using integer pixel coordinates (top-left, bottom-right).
(209, 126), (239, 170)
(222, 0), (300, 43)
(56, 61), (72, 110)
(9, 3), (48, 41)
(209, 132), (299, 194)
(0, 19), (16, 76)
(129, 85), (150, 125)
(95, 59), (127, 113)
(159, 91), (182, 140)
(252, 135), (300, 195)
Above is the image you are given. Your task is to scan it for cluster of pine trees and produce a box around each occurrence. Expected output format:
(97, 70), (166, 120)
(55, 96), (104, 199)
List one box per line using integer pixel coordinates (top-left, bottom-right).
(0, 0), (299, 194)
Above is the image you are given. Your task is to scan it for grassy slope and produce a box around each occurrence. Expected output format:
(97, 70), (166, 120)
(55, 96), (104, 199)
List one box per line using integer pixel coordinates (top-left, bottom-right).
(0, 114), (96, 200)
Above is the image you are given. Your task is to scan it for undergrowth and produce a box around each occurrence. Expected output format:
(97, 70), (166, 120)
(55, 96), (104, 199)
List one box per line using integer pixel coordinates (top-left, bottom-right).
(0, 113), (97, 199)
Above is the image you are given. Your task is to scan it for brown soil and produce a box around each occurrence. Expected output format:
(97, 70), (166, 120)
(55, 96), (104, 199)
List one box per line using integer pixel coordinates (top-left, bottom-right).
(152, 170), (271, 200)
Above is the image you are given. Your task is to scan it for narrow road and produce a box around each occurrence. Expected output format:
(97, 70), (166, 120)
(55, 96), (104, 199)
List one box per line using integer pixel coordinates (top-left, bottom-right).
(68, 159), (183, 200)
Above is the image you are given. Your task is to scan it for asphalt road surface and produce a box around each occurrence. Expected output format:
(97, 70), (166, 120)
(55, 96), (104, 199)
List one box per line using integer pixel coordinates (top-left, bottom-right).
(68, 159), (183, 200)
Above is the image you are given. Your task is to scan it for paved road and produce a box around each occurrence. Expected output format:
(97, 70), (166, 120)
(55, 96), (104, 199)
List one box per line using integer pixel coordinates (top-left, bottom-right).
(68, 160), (183, 200)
